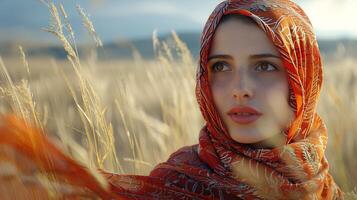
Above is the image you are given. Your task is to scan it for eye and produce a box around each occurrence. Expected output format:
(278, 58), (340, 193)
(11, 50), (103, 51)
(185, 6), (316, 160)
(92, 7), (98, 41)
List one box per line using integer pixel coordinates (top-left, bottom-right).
(254, 62), (278, 72)
(211, 61), (230, 72)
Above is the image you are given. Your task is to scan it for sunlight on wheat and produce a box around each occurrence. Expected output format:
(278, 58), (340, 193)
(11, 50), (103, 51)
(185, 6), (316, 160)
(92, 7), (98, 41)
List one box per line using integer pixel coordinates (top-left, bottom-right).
(0, 1), (356, 199)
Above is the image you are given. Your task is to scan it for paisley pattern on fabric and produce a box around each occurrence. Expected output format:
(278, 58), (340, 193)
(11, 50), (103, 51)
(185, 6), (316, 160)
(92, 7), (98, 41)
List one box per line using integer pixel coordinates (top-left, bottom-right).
(0, 0), (343, 199)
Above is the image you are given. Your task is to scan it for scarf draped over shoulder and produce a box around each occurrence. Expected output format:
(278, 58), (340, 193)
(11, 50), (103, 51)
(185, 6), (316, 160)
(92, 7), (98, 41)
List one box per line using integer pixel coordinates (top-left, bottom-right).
(0, 0), (343, 199)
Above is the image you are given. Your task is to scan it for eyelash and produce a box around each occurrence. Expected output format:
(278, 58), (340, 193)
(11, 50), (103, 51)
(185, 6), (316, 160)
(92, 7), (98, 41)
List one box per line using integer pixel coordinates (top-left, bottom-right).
(254, 62), (278, 72)
(210, 61), (278, 72)
(211, 61), (230, 72)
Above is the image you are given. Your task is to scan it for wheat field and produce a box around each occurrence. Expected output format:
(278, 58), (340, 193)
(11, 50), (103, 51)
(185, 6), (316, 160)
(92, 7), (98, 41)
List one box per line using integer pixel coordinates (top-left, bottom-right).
(0, 2), (356, 199)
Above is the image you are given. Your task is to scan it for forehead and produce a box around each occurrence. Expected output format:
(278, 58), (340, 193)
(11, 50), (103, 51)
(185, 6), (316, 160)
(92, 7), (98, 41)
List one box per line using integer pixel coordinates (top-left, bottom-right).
(209, 18), (279, 56)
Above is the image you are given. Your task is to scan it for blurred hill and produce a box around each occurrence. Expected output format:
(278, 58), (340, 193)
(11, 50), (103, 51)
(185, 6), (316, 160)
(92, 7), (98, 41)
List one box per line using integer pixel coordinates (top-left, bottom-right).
(1, 32), (356, 61)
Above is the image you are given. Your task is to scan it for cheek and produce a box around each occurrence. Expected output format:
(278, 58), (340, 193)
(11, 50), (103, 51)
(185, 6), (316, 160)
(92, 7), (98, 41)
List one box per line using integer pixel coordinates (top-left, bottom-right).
(210, 75), (235, 119)
(259, 79), (294, 123)
(210, 82), (227, 114)
(265, 87), (289, 110)
(263, 82), (288, 100)
(258, 74), (289, 101)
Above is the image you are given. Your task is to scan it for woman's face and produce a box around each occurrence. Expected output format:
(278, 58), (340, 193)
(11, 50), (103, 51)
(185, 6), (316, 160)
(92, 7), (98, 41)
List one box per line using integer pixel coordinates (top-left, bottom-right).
(208, 18), (295, 148)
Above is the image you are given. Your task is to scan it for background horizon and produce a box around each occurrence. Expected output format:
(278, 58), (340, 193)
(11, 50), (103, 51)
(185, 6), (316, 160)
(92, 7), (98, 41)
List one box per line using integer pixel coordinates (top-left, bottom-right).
(0, 1), (356, 196)
(1, 0), (357, 44)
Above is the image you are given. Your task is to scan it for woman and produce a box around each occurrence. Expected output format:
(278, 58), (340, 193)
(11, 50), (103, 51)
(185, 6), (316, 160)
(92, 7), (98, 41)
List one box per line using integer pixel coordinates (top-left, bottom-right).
(0, 0), (344, 199)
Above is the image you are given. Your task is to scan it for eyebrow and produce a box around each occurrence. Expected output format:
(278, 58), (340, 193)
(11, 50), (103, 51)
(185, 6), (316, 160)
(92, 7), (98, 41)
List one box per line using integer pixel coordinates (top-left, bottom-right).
(250, 53), (280, 59)
(207, 53), (280, 61)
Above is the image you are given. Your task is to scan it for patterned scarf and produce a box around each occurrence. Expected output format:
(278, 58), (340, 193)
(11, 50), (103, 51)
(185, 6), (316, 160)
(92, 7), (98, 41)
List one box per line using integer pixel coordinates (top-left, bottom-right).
(150, 0), (343, 199)
(0, 0), (343, 199)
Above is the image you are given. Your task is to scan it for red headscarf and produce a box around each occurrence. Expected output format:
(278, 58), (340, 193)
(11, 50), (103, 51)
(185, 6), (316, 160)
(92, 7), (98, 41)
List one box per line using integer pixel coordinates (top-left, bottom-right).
(150, 0), (343, 199)
(0, 0), (343, 199)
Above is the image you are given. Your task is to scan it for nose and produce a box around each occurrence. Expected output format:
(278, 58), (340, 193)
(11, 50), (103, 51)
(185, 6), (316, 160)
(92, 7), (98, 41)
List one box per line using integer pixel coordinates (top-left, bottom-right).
(232, 73), (253, 101)
(233, 88), (253, 101)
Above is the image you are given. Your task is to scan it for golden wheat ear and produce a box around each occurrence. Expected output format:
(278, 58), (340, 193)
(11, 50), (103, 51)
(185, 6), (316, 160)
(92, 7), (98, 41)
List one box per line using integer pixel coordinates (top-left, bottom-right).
(0, 114), (115, 199)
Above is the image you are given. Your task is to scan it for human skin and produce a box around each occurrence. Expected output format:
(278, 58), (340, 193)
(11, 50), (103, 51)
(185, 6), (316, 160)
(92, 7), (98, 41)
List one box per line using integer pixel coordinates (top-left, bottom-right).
(208, 16), (295, 148)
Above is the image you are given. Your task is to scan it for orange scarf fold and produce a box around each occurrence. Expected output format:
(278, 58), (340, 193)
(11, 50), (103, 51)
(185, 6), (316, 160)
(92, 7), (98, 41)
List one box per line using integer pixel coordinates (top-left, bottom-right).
(0, 0), (343, 199)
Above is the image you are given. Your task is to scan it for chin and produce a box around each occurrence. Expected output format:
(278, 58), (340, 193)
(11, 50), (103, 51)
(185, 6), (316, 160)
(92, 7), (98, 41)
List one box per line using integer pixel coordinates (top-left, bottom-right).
(229, 134), (263, 144)
(229, 130), (282, 147)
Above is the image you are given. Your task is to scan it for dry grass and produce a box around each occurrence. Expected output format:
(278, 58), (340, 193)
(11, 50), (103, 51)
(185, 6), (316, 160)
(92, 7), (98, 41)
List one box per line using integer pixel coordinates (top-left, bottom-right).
(0, 2), (356, 198)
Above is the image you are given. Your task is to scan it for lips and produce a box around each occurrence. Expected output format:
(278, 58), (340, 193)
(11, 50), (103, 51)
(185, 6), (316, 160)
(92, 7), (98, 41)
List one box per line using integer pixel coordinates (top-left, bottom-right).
(227, 106), (262, 124)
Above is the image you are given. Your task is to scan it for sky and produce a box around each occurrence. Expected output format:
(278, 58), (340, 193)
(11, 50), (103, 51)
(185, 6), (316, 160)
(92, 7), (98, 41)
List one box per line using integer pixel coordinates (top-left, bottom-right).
(0, 0), (356, 43)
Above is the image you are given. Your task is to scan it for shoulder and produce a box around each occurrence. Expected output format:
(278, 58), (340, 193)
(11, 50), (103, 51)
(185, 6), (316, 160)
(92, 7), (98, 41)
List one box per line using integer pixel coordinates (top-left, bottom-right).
(166, 144), (200, 164)
(149, 144), (210, 178)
